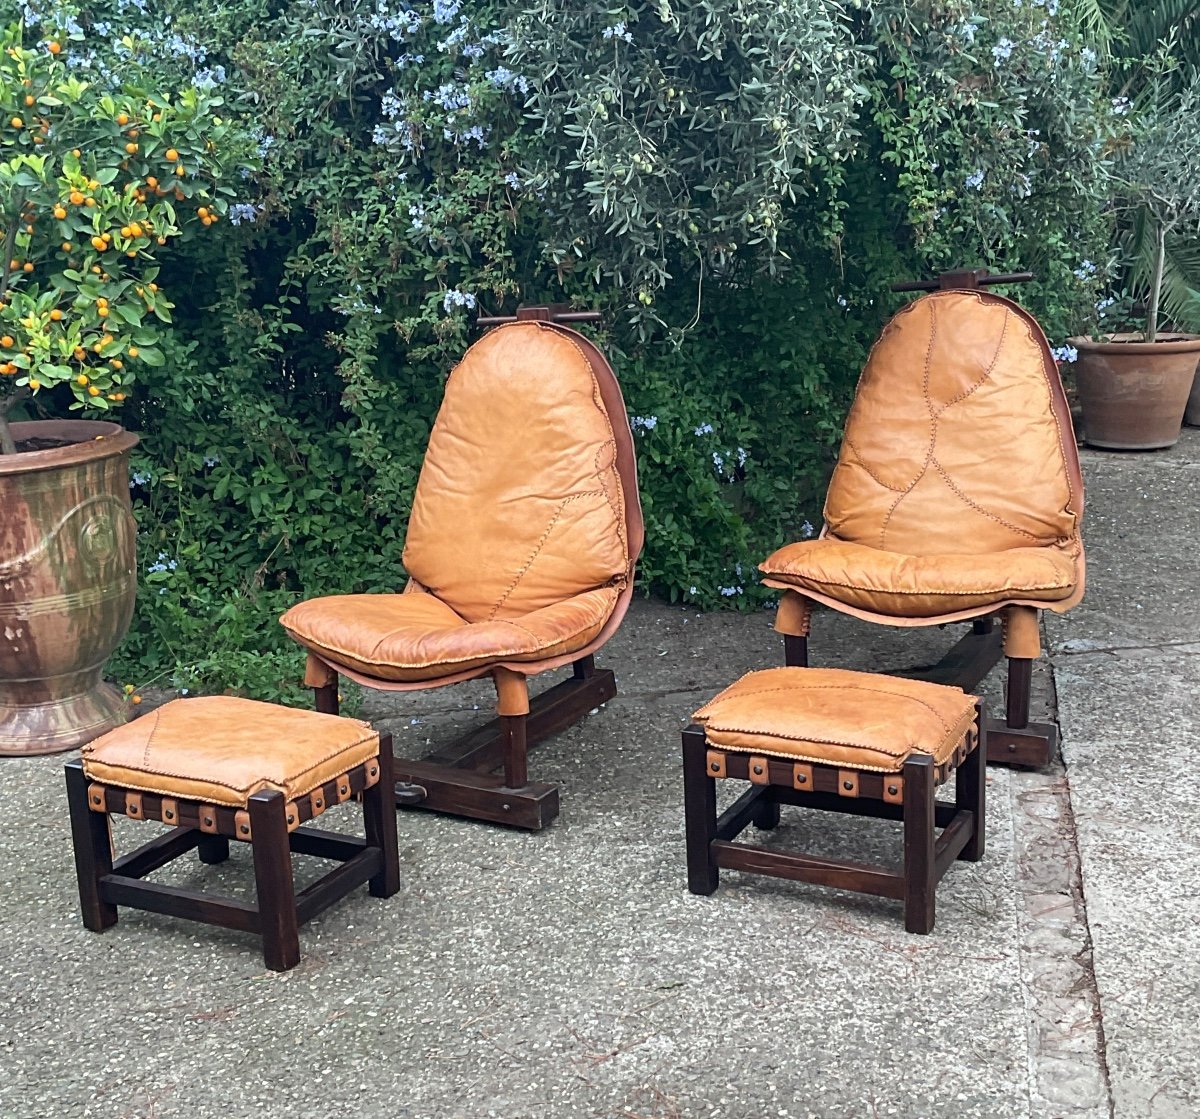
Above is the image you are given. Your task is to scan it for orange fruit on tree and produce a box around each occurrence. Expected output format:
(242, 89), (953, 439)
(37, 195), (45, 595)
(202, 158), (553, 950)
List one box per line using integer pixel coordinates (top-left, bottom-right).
(23, 94), (33, 106)
(0, 335), (12, 348)
(22, 262), (32, 272)
(164, 147), (179, 162)
(125, 142), (138, 154)
(117, 113), (129, 126)
(127, 346), (139, 357)
(87, 385), (100, 396)
(50, 309), (62, 321)
(61, 241), (72, 251)
(47, 41), (61, 54)
(53, 205), (67, 219)
(69, 190), (85, 205)
(90, 236), (107, 251)
(10, 116), (23, 129)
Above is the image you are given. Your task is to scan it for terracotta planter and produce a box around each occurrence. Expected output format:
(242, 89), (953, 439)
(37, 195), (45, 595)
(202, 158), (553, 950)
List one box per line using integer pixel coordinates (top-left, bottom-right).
(0, 420), (139, 756)
(1185, 364), (1200, 427)
(1069, 333), (1200, 450)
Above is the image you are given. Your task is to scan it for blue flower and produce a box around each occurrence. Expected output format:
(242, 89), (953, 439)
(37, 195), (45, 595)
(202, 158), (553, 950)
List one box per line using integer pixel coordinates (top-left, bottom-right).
(433, 0), (461, 25)
(630, 415), (657, 432)
(442, 288), (477, 313)
(992, 38), (1015, 64)
(602, 21), (633, 43)
(693, 423), (714, 436)
(227, 203), (261, 226)
(965, 169), (985, 190)
(1051, 345), (1078, 364)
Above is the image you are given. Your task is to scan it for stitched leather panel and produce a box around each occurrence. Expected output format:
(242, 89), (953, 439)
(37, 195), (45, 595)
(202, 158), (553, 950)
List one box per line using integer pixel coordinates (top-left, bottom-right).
(759, 538), (1077, 618)
(81, 697), (379, 807)
(824, 291), (1081, 558)
(280, 586), (618, 682)
(403, 322), (629, 623)
(692, 667), (978, 772)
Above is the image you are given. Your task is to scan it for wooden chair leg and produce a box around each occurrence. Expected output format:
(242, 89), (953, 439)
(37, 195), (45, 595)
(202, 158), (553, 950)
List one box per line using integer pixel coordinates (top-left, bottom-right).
(573, 654), (595, 679)
(365, 734), (401, 898)
(903, 754), (936, 934)
(314, 681), (339, 716)
(1005, 657), (1032, 729)
(501, 714), (528, 789)
(682, 726), (719, 895)
(64, 760), (118, 931)
(957, 702), (987, 862)
(248, 791), (300, 972)
(784, 635), (808, 667)
(197, 836), (230, 865)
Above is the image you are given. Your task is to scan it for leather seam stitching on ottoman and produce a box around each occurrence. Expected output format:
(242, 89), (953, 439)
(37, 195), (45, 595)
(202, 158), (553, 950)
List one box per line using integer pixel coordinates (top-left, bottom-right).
(83, 729), (380, 802)
(696, 683), (970, 735)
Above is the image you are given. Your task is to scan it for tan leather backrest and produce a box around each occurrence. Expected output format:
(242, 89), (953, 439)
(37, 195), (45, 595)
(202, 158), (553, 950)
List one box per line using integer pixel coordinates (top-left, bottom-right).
(403, 322), (630, 623)
(825, 290), (1083, 556)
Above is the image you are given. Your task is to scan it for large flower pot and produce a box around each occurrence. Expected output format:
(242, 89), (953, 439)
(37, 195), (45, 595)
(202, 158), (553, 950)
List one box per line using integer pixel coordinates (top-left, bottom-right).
(1070, 333), (1200, 450)
(1185, 364), (1200, 427)
(0, 419), (139, 756)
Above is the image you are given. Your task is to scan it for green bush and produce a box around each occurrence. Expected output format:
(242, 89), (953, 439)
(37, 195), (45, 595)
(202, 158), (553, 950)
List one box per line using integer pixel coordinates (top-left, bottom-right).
(13, 0), (1117, 699)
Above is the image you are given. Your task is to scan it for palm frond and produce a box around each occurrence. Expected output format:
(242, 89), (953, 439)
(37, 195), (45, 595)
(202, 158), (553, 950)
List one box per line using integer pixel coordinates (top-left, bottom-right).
(1126, 215), (1200, 331)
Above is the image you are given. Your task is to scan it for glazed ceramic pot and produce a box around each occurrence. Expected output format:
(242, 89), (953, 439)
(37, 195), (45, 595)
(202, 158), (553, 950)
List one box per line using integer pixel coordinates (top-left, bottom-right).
(0, 419), (139, 755)
(1070, 333), (1200, 450)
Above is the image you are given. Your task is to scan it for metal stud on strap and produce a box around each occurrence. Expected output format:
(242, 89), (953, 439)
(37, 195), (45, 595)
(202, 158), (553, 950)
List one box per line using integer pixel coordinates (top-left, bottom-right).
(233, 810), (252, 840)
(124, 792), (143, 819)
(364, 760), (380, 788)
(792, 763), (813, 791)
(161, 798), (178, 825)
(705, 750), (726, 779)
(310, 790), (325, 817)
(88, 783), (107, 812)
(748, 755), (770, 785)
(199, 807), (218, 834)
(883, 776), (904, 805)
(837, 771), (859, 798)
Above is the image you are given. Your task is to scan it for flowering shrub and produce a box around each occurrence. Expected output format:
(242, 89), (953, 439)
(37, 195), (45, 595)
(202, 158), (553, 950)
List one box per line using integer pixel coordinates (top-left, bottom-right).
(2, 0), (1112, 697)
(0, 12), (248, 454)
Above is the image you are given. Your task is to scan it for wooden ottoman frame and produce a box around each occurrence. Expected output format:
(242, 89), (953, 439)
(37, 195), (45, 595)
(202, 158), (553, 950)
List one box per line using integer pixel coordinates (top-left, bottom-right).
(65, 735), (400, 971)
(682, 703), (986, 934)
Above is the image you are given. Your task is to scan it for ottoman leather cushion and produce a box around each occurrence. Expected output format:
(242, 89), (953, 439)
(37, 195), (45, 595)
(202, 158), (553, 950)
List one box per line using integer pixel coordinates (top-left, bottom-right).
(692, 667), (977, 772)
(82, 697), (379, 807)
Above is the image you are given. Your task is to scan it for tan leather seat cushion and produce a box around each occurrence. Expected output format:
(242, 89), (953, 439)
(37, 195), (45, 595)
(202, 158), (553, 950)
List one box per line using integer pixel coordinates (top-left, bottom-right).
(82, 697), (379, 806)
(403, 322), (629, 623)
(693, 667), (978, 772)
(279, 586), (618, 682)
(760, 538), (1078, 618)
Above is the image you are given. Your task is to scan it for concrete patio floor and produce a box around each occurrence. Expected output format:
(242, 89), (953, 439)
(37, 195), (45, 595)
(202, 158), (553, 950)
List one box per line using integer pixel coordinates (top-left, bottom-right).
(1, 430), (1196, 1119)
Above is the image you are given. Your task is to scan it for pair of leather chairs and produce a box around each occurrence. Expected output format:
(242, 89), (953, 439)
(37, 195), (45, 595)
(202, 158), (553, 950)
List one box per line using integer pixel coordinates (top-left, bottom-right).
(279, 291), (1084, 828)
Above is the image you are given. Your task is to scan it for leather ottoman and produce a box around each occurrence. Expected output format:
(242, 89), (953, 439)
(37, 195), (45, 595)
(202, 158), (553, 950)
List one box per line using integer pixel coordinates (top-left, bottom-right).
(682, 667), (986, 933)
(65, 696), (400, 970)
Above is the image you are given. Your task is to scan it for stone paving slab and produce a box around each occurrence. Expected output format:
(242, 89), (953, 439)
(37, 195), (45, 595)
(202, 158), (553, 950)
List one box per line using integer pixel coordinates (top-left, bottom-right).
(1047, 430), (1200, 1119)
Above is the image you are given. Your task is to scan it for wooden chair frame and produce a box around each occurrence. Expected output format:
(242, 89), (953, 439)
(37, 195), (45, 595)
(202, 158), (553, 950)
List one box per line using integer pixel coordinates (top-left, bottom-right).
(682, 703), (986, 934)
(65, 735), (400, 972)
(304, 307), (644, 831)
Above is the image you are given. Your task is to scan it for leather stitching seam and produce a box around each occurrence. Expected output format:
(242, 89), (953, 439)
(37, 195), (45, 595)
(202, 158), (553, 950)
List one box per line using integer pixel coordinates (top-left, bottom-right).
(930, 458), (1042, 542)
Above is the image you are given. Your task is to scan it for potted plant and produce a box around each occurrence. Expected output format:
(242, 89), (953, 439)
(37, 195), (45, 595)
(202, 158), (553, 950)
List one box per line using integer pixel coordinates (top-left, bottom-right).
(1070, 83), (1200, 449)
(1, 18), (240, 755)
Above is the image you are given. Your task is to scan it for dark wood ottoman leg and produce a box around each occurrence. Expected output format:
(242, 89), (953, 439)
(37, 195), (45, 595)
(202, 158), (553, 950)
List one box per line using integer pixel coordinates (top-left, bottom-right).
(957, 701), (987, 863)
(197, 836), (230, 865)
(751, 789), (781, 831)
(903, 754), (936, 935)
(366, 734), (401, 899)
(65, 760), (118, 932)
(249, 791), (300, 972)
(682, 725), (718, 895)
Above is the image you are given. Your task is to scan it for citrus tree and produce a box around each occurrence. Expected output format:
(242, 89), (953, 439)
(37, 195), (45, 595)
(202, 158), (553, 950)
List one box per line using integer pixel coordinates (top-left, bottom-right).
(0, 18), (245, 454)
